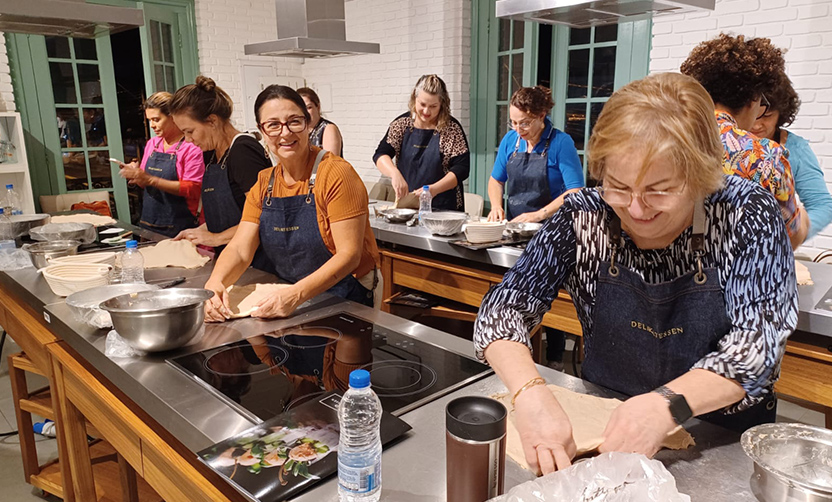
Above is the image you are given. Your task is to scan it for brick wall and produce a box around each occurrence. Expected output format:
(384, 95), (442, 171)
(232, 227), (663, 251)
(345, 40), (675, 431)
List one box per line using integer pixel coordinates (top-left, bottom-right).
(649, 0), (832, 256)
(301, 0), (471, 181)
(0, 34), (14, 112)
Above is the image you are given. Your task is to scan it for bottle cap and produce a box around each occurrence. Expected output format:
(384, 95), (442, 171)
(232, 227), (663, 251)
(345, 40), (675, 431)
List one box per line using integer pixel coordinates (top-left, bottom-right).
(446, 396), (507, 442)
(349, 369), (371, 389)
(423, 185), (430, 190)
(125, 240), (138, 249)
(0, 208), (4, 215)
(5, 184), (12, 189)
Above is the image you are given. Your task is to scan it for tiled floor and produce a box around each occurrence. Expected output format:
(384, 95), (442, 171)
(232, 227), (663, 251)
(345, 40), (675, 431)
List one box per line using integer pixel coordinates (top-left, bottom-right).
(0, 335), (826, 501)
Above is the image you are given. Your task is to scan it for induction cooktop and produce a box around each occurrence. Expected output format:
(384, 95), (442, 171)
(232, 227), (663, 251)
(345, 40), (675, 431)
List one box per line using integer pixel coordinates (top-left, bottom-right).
(168, 313), (491, 422)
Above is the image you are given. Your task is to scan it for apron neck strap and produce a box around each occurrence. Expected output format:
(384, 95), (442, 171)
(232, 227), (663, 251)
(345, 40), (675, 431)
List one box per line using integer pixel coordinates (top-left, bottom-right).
(513, 124), (555, 157)
(265, 149), (328, 207)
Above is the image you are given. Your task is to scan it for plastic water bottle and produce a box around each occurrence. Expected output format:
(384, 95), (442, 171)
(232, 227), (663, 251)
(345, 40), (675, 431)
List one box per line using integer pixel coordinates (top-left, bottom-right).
(0, 208), (15, 250)
(418, 185), (432, 226)
(120, 240), (145, 284)
(4, 184), (21, 215)
(338, 369), (382, 502)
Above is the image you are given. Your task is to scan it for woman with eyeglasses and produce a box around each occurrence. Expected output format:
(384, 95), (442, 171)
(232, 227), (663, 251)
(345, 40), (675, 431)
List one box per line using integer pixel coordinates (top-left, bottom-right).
(168, 76), (273, 271)
(750, 75), (832, 238)
(202, 85), (380, 321)
(487, 86), (584, 223)
(474, 73), (797, 475)
(374, 74), (470, 211)
(681, 33), (808, 248)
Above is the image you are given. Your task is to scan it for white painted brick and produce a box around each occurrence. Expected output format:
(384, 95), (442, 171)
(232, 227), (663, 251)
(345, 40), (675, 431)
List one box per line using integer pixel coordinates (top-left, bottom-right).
(798, 4), (829, 19)
(717, 14), (744, 28)
(762, 0), (789, 8)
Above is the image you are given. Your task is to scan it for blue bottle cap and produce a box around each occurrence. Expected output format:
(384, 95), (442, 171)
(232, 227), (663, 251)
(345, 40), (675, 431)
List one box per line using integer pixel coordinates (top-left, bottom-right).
(0, 208), (4, 215)
(5, 184), (12, 189)
(423, 185), (430, 190)
(349, 369), (371, 389)
(125, 240), (138, 249)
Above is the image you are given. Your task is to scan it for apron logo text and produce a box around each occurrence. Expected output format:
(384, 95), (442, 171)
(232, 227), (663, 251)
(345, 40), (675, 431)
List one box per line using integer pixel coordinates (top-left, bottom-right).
(273, 226), (300, 232)
(630, 321), (684, 339)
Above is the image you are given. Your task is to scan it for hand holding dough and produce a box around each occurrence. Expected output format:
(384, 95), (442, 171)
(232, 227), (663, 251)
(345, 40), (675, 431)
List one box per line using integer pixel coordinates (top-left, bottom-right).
(139, 239), (211, 269)
(492, 385), (694, 472)
(226, 283), (291, 318)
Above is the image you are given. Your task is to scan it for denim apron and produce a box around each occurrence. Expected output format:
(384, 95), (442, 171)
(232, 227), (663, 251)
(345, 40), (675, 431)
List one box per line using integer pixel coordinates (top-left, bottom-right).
(581, 201), (776, 432)
(139, 138), (196, 237)
(202, 134), (274, 273)
(258, 149), (373, 306)
(505, 127), (555, 221)
(398, 128), (458, 211)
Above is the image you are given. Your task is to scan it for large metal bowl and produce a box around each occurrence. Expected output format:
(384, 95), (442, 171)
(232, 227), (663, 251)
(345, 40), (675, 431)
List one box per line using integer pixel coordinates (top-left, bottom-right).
(21, 240), (81, 268)
(505, 221), (543, 239)
(100, 288), (214, 352)
(742, 423), (832, 502)
(378, 207), (418, 223)
(30, 222), (96, 244)
(8, 213), (50, 238)
(421, 211), (468, 236)
(66, 283), (160, 329)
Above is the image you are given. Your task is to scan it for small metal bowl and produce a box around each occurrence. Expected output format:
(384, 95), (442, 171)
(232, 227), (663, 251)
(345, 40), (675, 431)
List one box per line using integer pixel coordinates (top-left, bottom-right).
(22, 240), (81, 268)
(378, 207), (418, 223)
(742, 423), (832, 501)
(101, 288), (214, 352)
(505, 222), (543, 239)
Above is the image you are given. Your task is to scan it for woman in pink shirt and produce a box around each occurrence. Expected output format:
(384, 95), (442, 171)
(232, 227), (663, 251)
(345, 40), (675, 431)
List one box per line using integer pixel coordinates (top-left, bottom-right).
(119, 92), (205, 237)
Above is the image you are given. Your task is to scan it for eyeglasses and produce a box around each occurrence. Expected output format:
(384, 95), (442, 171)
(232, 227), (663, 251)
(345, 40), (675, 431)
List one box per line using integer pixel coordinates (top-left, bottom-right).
(598, 183), (687, 211)
(507, 119), (536, 131)
(756, 93), (770, 120)
(259, 117), (307, 136)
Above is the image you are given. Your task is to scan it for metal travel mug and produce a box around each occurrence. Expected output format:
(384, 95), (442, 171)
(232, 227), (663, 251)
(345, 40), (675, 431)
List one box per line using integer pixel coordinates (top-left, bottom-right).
(446, 396), (507, 502)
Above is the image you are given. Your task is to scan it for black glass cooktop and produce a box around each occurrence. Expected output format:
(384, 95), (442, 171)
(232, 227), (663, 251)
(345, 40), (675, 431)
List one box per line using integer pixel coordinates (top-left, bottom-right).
(168, 313), (491, 422)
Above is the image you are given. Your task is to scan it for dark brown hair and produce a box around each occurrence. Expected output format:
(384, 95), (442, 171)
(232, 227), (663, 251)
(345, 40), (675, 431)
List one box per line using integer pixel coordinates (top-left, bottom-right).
(510, 86), (555, 117)
(680, 33), (785, 111)
(170, 75), (233, 123)
(769, 73), (801, 130)
(296, 87), (321, 108)
(144, 91), (173, 115)
(254, 85), (311, 124)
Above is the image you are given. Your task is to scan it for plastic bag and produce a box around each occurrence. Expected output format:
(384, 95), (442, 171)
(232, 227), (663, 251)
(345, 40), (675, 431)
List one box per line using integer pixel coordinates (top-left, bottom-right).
(490, 452), (691, 502)
(104, 330), (146, 358)
(0, 248), (34, 271)
(30, 222), (96, 244)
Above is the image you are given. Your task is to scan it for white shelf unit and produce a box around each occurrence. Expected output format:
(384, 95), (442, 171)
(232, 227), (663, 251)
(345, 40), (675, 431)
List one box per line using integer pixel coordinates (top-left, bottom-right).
(0, 111), (36, 214)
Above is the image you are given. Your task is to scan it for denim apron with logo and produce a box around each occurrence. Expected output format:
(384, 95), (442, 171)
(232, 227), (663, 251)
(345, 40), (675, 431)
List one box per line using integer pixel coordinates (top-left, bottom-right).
(505, 127), (555, 221)
(258, 149), (373, 306)
(139, 138), (196, 237)
(581, 201), (776, 432)
(398, 128), (459, 211)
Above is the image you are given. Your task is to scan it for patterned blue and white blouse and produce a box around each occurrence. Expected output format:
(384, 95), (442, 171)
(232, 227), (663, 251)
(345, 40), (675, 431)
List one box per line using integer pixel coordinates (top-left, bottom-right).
(474, 175), (798, 412)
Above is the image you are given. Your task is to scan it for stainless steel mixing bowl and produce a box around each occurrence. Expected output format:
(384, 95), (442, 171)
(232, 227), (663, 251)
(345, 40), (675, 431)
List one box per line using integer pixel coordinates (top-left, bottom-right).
(378, 207), (418, 223)
(22, 240), (81, 268)
(100, 288), (214, 352)
(66, 283), (160, 329)
(421, 211), (468, 236)
(505, 221), (543, 239)
(8, 213), (50, 238)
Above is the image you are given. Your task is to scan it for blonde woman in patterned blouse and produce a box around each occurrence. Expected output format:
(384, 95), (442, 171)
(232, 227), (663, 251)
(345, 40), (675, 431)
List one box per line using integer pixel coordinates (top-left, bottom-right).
(373, 74), (470, 211)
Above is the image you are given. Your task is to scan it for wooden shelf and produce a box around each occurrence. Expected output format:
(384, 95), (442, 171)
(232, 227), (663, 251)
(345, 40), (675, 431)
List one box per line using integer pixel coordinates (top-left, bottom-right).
(19, 387), (54, 420)
(11, 352), (45, 376)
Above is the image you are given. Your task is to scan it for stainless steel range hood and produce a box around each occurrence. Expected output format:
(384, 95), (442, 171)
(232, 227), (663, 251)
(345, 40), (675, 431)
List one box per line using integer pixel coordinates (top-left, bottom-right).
(496, 0), (715, 28)
(0, 0), (144, 39)
(244, 0), (380, 58)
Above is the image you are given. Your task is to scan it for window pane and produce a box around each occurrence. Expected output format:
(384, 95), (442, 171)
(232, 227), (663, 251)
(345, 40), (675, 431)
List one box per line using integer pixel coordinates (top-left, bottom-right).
(63, 151), (88, 191)
(77, 64), (102, 104)
(89, 151), (113, 189)
(84, 108), (107, 147)
(511, 53), (524, 97)
(165, 66), (176, 92)
(73, 38), (97, 60)
(591, 46), (616, 98)
(590, 102), (605, 135)
(498, 55), (509, 101)
(498, 18), (511, 52)
(161, 23), (174, 63)
(595, 24), (618, 43)
(570, 28), (590, 46)
(57, 108), (82, 148)
(151, 20), (162, 61)
(496, 105), (508, 146)
(46, 37), (70, 59)
(154, 65), (166, 92)
(567, 48), (590, 99)
(512, 21), (525, 50)
(564, 103), (586, 151)
(50, 62), (77, 104)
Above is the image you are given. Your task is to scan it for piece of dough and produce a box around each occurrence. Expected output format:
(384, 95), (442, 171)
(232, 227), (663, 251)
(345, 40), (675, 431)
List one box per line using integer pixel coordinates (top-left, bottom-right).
(795, 260), (813, 286)
(139, 239), (210, 269)
(492, 385), (695, 471)
(50, 214), (117, 227)
(226, 283), (290, 318)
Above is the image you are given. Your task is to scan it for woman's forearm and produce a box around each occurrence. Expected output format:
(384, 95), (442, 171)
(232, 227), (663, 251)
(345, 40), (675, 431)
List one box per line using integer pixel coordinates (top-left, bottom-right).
(375, 155), (401, 178)
(488, 177), (505, 211)
(429, 172), (459, 196)
(207, 224), (259, 287)
(540, 188), (581, 218)
(323, 125), (343, 156)
(147, 176), (181, 196)
(292, 250), (360, 304)
(664, 368), (746, 417)
(484, 340), (545, 395)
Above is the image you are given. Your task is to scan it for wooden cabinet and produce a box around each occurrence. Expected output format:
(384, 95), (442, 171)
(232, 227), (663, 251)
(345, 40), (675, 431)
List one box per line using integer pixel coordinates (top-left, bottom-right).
(776, 341), (832, 427)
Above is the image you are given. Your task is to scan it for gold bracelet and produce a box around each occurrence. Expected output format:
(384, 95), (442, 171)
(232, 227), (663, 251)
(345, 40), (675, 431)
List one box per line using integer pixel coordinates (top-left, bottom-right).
(511, 377), (546, 408)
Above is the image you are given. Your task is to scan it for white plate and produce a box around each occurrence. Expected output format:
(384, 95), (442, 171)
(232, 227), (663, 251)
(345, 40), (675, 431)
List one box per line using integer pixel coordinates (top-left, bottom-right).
(99, 227), (125, 235)
(102, 236), (130, 245)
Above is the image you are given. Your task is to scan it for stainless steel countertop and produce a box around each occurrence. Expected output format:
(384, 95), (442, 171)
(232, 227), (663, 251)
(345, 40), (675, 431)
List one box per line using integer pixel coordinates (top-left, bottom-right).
(293, 366), (756, 502)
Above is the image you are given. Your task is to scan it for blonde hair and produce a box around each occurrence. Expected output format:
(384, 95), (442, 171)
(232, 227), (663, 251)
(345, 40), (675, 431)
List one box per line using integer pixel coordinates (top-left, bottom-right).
(408, 74), (451, 131)
(587, 72), (724, 200)
(144, 92), (173, 115)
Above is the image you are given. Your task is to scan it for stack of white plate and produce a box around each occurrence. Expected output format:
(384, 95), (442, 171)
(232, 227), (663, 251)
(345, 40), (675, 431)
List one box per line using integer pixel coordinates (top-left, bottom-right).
(41, 263), (112, 297)
(464, 221), (506, 243)
(49, 251), (117, 267)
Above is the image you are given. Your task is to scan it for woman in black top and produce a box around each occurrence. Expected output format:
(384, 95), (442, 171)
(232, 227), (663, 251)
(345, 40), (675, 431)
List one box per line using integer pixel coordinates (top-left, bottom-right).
(297, 87), (343, 157)
(373, 74), (470, 211)
(170, 76), (272, 268)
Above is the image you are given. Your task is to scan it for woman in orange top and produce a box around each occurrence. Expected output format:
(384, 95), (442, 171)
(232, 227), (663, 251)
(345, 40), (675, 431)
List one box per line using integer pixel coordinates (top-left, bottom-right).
(203, 85), (379, 321)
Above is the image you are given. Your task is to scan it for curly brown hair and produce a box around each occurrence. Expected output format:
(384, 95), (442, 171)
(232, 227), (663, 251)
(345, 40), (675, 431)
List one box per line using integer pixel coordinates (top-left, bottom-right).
(769, 73), (801, 130)
(510, 86), (555, 116)
(680, 33), (785, 111)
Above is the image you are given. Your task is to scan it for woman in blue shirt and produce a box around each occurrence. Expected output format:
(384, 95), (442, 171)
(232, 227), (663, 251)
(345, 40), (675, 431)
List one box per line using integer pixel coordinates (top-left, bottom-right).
(487, 86), (584, 222)
(751, 76), (832, 238)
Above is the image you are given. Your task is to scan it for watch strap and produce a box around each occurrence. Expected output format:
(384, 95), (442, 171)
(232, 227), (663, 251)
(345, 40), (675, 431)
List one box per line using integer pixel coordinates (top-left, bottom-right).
(653, 385), (693, 425)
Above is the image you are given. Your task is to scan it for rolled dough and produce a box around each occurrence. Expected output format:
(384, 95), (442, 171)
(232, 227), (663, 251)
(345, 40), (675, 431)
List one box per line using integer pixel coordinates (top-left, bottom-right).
(139, 239), (210, 269)
(492, 385), (695, 471)
(50, 214), (117, 227)
(226, 283), (290, 318)
(795, 260), (813, 286)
